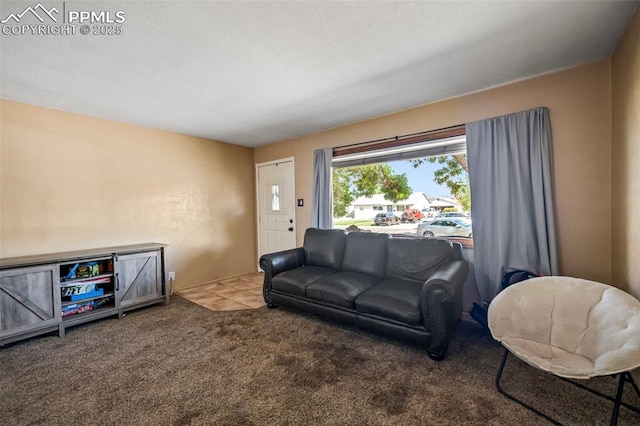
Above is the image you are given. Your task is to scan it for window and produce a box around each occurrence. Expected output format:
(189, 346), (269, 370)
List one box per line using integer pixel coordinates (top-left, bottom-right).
(330, 126), (471, 245)
(271, 184), (280, 211)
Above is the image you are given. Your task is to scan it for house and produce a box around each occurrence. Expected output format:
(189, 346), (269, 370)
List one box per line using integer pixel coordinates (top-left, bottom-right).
(350, 192), (435, 220)
(427, 197), (461, 213)
(1, 3), (639, 305)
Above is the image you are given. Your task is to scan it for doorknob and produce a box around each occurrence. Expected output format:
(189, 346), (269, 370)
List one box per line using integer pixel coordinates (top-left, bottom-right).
(288, 227), (294, 232)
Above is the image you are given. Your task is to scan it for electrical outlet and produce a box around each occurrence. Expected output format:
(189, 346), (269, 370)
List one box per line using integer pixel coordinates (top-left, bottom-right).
(168, 271), (175, 280)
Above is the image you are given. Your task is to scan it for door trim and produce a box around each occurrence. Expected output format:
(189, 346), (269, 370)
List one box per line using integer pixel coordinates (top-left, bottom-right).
(255, 156), (296, 271)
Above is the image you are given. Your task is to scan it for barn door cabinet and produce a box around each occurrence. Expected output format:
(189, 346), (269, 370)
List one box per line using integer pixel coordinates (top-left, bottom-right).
(0, 243), (167, 346)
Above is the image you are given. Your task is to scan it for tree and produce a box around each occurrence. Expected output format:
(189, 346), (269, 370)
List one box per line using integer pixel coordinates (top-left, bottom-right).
(332, 164), (412, 217)
(332, 168), (356, 218)
(408, 154), (471, 212)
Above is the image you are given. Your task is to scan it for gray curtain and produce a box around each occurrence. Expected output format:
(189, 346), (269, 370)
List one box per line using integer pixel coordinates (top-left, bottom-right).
(466, 107), (558, 303)
(311, 148), (333, 229)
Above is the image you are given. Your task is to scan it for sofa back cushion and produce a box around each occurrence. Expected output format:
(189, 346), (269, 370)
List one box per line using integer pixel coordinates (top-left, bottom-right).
(386, 237), (453, 283)
(303, 228), (347, 269)
(341, 232), (389, 277)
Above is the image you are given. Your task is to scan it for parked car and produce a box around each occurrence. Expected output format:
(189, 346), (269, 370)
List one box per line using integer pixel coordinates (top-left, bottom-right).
(417, 219), (473, 238)
(374, 212), (400, 226)
(400, 209), (424, 223)
(435, 212), (471, 223)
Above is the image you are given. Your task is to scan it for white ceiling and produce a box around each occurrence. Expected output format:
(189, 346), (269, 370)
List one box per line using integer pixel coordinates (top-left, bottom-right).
(1, 1), (637, 147)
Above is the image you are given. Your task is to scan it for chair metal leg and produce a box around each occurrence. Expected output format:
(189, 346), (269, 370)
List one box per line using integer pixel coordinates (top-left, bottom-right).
(495, 348), (640, 426)
(612, 372), (640, 426)
(558, 373), (640, 415)
(611, 373), (626, 426)
(495, 348), (561, 425)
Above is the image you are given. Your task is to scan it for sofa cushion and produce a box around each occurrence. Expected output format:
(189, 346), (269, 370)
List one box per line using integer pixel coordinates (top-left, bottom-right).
(355, 279), (423, 326)
(386, 237), (453, 283)
(306, 272), (382, 308)
(341, 232), (389, 277)
(303, 228), (347, 269)
(272, 265), (337, 297)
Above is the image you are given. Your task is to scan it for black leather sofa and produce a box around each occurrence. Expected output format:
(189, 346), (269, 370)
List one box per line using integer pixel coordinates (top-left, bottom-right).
(259, 228), (469, 360)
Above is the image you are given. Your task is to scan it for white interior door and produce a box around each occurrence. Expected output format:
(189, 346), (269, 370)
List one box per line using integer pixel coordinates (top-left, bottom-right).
(257, 159), (296, 262)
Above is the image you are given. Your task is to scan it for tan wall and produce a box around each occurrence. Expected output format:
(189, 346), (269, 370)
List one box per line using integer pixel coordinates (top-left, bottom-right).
(0, 100), (257, 291)
(255, 60), (613, 285)
(612, 8), (640, 299)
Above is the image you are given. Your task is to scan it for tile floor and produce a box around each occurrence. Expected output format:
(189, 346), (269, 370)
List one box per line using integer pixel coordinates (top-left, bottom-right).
(176, 272), (265, 311)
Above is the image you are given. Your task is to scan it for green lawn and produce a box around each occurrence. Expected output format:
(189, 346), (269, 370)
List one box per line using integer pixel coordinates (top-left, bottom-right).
(333, 219), (374, 226)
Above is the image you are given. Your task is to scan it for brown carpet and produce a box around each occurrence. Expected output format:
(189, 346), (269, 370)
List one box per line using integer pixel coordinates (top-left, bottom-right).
(1, 296), (639, 425)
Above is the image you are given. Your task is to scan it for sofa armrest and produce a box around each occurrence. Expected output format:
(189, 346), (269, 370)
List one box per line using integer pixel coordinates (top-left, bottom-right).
(259, 248), (306, 303)
(421, 259), (469, 359)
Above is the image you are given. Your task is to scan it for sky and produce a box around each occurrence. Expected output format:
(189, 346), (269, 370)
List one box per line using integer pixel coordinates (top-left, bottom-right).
(388, 159), (452, 198)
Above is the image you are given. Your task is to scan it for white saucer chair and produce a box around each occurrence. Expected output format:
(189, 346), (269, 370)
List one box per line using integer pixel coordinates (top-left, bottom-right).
(488, 276), (640, 425)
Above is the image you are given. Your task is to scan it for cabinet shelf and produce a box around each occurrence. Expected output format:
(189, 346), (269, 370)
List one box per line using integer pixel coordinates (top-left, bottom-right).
(61, 296), (115, 318)
(60, 273), (114, 286)
(62, 305), (119, 323)
(61, 292), (114, 307)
